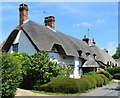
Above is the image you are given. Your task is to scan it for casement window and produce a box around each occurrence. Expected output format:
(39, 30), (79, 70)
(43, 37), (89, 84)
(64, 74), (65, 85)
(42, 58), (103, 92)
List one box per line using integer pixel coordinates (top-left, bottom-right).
(12, 43), (18, 52)
(86, 52), (90, 56)
(93, 54), (96, 58)
(78, 50), (82, 57)
(51, 46), (58, 53)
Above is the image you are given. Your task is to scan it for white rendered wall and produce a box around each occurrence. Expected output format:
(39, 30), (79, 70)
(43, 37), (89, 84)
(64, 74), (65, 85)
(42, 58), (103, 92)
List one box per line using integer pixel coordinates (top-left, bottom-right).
(48, 52), (74, 66)
(9, 30), (83, 78)
(48, 52), (83, 78)
(9, 30), (37, 56)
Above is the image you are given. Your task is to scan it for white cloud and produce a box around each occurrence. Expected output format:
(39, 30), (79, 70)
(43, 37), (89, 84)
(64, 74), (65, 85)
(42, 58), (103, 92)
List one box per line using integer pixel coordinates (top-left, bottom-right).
(57, 3), (79, 14)
(107, 41), (118, 56)
(73, 22), (92, 27)
(97, 19), (104, 23)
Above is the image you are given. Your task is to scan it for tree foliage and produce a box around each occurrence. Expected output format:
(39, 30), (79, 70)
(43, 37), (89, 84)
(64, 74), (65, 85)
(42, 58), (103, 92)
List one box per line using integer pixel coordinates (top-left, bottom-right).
(21, 51), (66, 89)
(112, 43), (120, 59)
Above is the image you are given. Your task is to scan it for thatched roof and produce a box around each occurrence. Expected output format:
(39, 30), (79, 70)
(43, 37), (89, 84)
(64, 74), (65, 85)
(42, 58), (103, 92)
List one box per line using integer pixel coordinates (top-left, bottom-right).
(1, 20), (116, 66)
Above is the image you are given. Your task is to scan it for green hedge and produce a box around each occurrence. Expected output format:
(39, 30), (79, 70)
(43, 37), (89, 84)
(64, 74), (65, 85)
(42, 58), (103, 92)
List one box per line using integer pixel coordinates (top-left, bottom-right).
(98, 74), (109, 85)
(96, 71), (112, 80)
(2, 52), (22, 97)
(113, 73), (120, 80)
(40, 77), (79, 93)
(40, 74), (110, 93)
(81, 75), (97, 89)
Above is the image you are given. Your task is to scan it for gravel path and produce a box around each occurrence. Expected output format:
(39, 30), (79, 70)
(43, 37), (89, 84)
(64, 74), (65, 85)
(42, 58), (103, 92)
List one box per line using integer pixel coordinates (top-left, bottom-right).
(15, 88), (50, 96)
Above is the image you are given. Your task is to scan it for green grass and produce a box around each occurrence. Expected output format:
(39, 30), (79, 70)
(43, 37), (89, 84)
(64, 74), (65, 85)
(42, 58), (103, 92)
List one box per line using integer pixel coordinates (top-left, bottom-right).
(32, 88), (97, 96)
(32, 90), (80, 96)
(107, 79), (117, 84)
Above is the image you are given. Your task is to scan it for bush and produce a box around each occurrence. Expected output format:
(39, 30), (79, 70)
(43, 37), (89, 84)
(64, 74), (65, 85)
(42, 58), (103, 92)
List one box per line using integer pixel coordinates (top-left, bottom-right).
(81, 75), (97, 89)
(40, 77), (79, 93)
(82, 74), (104, 87)
(40, 73), (110, 94)
(96, 71), (112, 80)
(77, 78), (91, 92)
(93, 75), (104, 87)
(1, 52), (22, 97)
(98, 74), (109, 85)
(104, 67), (120, 75)
(113, 73), (120, 80)
(84, 72), (95, 75)
(11, 52), (30, 88)
(23, 51), (66, 90)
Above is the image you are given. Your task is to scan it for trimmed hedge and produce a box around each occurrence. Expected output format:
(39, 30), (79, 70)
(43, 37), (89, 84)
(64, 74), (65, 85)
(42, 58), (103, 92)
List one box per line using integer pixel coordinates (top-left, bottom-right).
(40, 77), (79, 93)
(96, 71), (113, 80)
(113, 73), (120, 80)
(98, 74), (109, 85)
(40, 74), (110, 93)
(81, 75), (97, 89)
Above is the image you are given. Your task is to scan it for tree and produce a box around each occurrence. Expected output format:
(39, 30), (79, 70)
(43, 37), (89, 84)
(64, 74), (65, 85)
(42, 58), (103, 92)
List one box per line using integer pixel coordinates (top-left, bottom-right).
(112, 43), (120, 59)
(22, 51), (66, 90)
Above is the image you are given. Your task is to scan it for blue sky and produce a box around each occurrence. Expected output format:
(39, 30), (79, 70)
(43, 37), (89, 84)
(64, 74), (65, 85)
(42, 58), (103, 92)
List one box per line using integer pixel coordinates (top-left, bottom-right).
(2, 2), (118, 56)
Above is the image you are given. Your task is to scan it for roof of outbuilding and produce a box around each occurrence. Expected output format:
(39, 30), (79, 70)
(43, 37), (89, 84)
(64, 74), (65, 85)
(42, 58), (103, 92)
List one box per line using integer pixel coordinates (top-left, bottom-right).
(82, 56), (99, 67)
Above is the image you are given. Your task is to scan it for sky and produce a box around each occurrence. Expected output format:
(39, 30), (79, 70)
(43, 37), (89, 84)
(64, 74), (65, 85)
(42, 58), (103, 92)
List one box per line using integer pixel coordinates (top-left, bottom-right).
(1, 2), (118, 56)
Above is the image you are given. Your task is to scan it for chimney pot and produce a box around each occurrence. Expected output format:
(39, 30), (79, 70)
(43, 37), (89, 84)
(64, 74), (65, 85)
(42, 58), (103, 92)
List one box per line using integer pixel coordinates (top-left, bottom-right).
(82, 35), (89, 44)
(92, 38), (96, 44)
(104, 49), (108, 53)
(44, 16), (55, 30)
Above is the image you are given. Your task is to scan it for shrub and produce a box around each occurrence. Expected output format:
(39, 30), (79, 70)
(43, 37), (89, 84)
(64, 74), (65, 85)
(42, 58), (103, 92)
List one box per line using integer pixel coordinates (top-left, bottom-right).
(1, 52), (22, 97)
(82, 74), (104, 87)
(23, 51), (66, 90)
(93, 75), (104, 87)
(104, 67), (120, 75)
(96, 71), (112, 80)
(81, 75), (97, 89)
(40, 77), (79, 93)
(40, 74), (110, 94)
(98, 74), (109, 85)
(77, 78), (91, 92)
(113, 73), (120, 80)
(84, 71), (95, 75)
(11, 52), (30, 88)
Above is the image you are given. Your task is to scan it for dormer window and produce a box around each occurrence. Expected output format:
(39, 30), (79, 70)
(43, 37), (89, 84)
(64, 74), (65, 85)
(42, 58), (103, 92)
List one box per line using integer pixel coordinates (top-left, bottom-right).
(93, 54), (96, 58)
(51, 46), (58, 53)
(78, 50), (82, 57)
(12, 43), (18, 52)
(86, 52), (90, 56)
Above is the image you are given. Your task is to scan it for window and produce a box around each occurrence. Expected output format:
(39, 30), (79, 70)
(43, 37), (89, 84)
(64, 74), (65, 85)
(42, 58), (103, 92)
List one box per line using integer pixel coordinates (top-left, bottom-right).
(51, 46), (58, 53)
(86, 52), (90, 56)
(12, 44), (18, 52)
(78, 50), (82, 57)
(93, 54), (96, 58)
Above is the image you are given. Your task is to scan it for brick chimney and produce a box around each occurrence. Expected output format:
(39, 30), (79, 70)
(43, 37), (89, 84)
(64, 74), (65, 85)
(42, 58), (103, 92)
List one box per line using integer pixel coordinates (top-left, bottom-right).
(19, 3), (28, 30)
(92, 38), (96, 44)
(44, 16), (55, 30)
(82, 35), (89, 44)
(104, 49), (108, 53)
